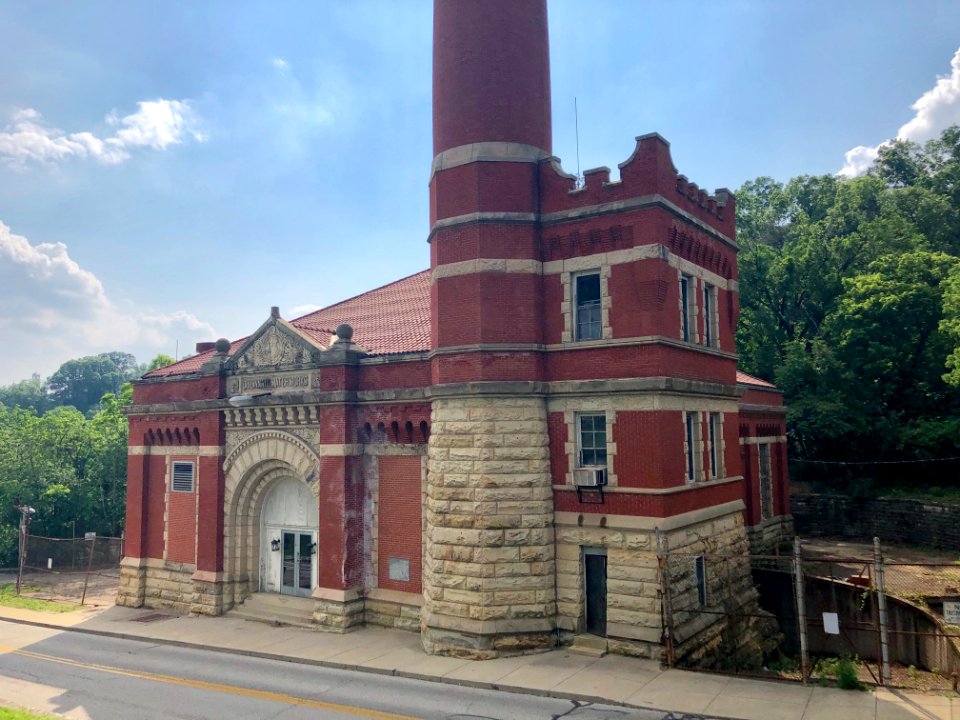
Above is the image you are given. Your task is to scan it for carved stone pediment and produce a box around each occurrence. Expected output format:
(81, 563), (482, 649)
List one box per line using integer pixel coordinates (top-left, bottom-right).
(229, 318), (325, 373)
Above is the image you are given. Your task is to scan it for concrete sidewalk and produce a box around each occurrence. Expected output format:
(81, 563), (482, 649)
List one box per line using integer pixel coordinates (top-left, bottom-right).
(0, 604), (955, 720)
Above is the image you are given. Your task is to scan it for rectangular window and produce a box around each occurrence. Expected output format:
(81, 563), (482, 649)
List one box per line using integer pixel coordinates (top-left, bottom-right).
(680, 274), (692, 342)
(758, 443), (773, 520)
(703, 283), (717, 348)
(708, 412), (721, 479)
(574, 272), (602, 341)
(577, 413), (607, 467)
(171, 461), (195, 493)
(694, 555), (707, 606)
(684, 412), (701, 483)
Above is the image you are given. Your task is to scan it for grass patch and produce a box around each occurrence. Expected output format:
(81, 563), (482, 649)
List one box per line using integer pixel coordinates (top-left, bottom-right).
(0, 708), (59, 720)
(0, 584), (81, 613)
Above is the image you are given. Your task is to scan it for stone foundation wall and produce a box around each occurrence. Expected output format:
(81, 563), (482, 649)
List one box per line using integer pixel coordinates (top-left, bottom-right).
(364, 590), (422, 632)
(664, 509), (780, 669)
(117, 559), (146, 608)
(122, 560), (196, 614)
(792, 494), (960, 550)
(746, 515), (794, 556)
(312, 593), (365, 632)
(422, 396), (556, 658)
(555, 523), (660, 657)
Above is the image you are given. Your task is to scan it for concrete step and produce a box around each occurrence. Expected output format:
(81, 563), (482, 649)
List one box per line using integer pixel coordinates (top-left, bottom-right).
(228, 593), (316, 630)
(569, 634), (608, 658)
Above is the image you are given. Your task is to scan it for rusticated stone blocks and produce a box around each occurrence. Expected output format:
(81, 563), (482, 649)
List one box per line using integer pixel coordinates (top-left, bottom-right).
(422, 396), (556, 658)
(313, 598), (364, 632)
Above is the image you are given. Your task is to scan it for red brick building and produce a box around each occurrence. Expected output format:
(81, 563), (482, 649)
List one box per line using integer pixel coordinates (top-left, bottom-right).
(120, 0), (791, 663)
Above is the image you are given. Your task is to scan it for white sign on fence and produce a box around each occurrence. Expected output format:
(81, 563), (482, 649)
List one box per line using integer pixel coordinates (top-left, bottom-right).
(823, 612), (840, 635)
(944, 601), (960, 625)
(84, 532), (96, 540)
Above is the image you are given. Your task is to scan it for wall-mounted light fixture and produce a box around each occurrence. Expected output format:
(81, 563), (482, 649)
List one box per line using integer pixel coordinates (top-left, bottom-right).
(227, 392), (273, 408)
(270, 538), (281, 552)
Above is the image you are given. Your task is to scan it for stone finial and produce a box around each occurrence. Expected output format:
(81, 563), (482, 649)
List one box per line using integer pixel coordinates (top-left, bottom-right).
(335, 324), (354, 342)
(270, 306), (280, 319)
(214, 338), (231, 354)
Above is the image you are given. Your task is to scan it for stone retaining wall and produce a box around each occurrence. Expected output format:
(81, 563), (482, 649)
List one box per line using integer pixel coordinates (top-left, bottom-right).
(791, 494), (960, 549)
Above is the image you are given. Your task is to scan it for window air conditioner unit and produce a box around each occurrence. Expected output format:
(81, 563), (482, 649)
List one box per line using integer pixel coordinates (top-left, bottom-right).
(573, 466), (607, 487)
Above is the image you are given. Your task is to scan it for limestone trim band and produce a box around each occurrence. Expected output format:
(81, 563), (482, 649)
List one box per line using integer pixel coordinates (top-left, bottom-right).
(429, 211), (537, 238)
(431, 258), (541, 281)
(427, 198), (734, 251)
(555, 499), (745, 533)
(551, 475), (742, 496)
(539, 194), (737, 250)
(738, 403), (788, 416)
(430, 335), (739, 359)
(739, 435), (788, 445)
(430, 141), (550, 178)
(129, 445), (223, 457)
(431, 244), (737, 292)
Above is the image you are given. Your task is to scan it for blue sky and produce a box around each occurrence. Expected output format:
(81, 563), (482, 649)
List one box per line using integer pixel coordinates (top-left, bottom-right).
(2, 1), (960, 385)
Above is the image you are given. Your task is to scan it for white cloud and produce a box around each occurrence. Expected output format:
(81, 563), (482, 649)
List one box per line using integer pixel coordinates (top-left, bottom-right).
(271, 57), (290, 72)
(0, 221), (216, 383)
(288, 303), (322, 317)
(0, 98), (205, 170)
(840, 47), (960, 177)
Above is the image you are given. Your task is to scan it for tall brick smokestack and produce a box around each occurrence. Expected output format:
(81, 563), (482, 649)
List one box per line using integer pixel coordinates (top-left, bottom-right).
(424, 0), (557, 658)
(433, 0), (552, 156)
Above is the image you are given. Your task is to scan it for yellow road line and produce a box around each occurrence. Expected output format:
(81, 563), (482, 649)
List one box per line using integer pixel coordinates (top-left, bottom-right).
(0, 646), (420, 720)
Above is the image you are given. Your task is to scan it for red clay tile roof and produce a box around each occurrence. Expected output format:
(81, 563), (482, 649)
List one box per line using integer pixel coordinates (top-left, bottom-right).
(145, 271), (431, 378)
(736, 370), (776, 388)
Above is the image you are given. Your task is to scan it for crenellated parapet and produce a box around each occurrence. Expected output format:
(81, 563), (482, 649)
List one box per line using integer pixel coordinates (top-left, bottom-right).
(539, 133), (736, 240)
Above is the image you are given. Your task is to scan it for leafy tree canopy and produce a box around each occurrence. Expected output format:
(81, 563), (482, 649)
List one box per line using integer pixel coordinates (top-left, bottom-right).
(736, 125), (960, 492)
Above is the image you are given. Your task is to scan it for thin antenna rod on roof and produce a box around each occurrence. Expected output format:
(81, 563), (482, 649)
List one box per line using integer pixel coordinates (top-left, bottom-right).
(575, 97), (582, 188)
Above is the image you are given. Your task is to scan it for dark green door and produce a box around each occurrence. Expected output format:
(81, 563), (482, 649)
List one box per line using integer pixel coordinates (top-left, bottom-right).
(585, 553), (607, 636)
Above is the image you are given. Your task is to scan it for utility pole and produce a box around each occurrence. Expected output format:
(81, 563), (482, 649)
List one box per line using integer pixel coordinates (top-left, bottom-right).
(14, 499), (36, 596)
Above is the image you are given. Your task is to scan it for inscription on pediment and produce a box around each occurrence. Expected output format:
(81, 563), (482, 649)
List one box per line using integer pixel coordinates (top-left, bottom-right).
(226, 372), (319, 396)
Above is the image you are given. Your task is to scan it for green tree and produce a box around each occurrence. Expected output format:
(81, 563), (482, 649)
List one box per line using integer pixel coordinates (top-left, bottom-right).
(47, 355), (124, 415)
(144, 354), (176, 373)
(736, 125), (960, 492)
(0, 377), (51, 414)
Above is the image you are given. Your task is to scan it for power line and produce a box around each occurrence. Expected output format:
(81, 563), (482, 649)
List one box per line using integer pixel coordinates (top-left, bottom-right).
(793, 456), (960, 466)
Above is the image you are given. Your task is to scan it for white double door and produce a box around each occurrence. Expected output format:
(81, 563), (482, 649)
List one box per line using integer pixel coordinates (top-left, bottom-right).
(260, 478), (318, 597)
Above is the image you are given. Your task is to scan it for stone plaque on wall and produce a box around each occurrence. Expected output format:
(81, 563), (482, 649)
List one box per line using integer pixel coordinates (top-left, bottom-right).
(389, 558), (410, 582)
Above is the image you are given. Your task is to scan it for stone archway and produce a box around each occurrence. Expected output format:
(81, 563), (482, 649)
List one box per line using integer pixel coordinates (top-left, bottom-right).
(223, 430), (320, 609)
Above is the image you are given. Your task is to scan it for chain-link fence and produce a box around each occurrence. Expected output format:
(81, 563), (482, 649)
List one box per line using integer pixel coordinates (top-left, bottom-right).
(15, 534), (122, 606)
(659, 537), (960, 693)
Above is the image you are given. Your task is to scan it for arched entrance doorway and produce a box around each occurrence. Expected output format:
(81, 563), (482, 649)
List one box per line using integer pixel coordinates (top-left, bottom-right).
(222, 430), (321, 608)
(259, 477), (319, 596)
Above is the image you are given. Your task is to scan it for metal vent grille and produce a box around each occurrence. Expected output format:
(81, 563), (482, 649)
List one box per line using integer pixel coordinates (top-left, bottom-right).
(172, 462), (195, 493)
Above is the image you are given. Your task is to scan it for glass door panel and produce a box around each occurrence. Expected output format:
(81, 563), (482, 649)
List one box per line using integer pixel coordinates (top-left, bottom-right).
(281, 532), (296, 593)
(298, 533), (313, 591)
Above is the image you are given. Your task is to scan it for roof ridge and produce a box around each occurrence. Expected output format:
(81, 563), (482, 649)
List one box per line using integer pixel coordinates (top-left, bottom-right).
(293, 269), (430, 324)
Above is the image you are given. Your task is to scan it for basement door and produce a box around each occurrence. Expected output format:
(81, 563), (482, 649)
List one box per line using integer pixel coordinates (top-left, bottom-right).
(584, 549), (607, 637)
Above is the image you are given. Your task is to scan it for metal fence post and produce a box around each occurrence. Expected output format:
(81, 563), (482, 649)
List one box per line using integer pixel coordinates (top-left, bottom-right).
(793, 536), (809, 683)
(873, 537), (891, 686)
(81, 535), (97, 606)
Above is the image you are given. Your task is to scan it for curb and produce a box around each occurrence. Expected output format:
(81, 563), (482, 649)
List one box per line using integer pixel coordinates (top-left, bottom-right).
(0, 613), (722, 718)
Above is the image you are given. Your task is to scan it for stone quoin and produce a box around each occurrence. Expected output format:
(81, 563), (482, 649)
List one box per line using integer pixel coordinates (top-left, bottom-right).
(120, 0), (792, 665)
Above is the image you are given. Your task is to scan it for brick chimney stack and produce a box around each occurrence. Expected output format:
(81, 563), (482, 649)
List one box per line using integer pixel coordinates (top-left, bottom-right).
(433, 0), (551, 155)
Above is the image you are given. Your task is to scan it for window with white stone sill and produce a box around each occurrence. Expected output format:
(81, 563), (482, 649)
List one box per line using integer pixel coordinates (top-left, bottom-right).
(573, 271), (602, 341)
(683, 411), (702, 484)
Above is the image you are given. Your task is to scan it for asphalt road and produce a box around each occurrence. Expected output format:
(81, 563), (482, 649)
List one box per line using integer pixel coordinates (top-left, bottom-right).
(0, 620), (713, 720)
